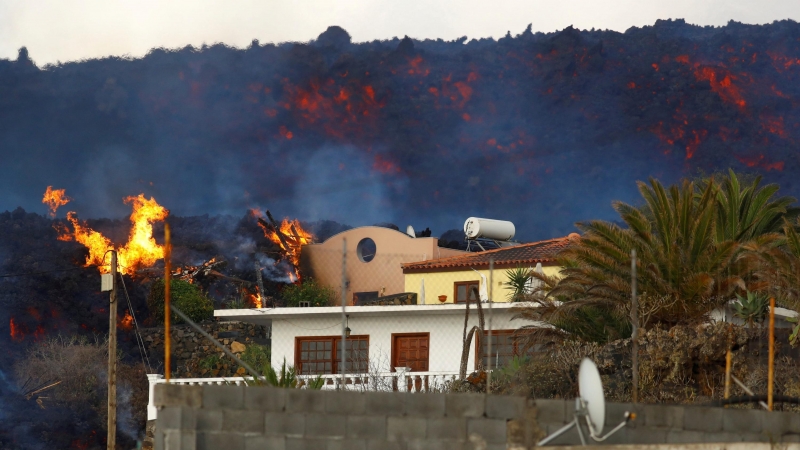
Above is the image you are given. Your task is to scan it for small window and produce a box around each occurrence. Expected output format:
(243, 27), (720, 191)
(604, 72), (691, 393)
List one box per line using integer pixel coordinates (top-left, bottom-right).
(454, 281), (480, 303)
(295, 335), (369, 375)
(357, 238), (376, 263)
(299, 301), (311, 307)
(477, 330), (536, 369)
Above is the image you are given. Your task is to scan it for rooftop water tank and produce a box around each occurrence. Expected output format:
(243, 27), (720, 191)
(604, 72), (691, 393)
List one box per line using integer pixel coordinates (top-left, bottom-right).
(463, 217), (515, 241)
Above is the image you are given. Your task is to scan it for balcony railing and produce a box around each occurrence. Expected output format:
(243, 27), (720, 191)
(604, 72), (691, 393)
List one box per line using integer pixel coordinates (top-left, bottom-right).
(146, 369), (459, 420)
(296, 369), (458, 393)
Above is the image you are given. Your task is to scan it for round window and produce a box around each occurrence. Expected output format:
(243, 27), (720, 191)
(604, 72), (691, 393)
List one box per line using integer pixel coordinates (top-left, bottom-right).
(357, 238), (376, 263)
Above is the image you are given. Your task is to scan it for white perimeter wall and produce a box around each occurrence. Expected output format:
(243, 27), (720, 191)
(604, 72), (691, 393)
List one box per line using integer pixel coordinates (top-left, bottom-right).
(271, 308), (519, 373)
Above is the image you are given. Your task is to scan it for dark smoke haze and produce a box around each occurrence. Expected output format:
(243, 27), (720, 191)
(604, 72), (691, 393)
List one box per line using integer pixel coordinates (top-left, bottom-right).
(3, 20), (800, 241)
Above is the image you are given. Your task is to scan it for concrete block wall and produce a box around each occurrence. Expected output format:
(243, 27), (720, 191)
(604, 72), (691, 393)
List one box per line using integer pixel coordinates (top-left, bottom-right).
(535, 398), (800, 446)
(154, 384), (542, 450)
(155, 384), (800, 449)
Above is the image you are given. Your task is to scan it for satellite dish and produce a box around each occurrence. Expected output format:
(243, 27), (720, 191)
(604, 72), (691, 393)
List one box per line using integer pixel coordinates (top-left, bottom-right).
(578, 358), (605, 435)
(406, 225), (415, 238)
(538, 358), (630, 446)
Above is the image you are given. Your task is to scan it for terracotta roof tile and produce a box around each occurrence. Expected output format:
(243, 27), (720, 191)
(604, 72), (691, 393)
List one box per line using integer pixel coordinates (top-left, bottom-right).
(402, 233), (579, 272)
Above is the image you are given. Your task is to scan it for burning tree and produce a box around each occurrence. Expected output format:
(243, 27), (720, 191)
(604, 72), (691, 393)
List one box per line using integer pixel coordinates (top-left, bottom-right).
(255, 210), (313, 280)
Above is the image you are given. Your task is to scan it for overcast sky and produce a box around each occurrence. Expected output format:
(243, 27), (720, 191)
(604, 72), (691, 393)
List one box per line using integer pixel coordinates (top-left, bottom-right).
(1, 0), (800, 65)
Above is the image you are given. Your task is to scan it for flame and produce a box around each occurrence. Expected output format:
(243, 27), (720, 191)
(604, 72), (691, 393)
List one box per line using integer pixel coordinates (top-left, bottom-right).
(10, 318), (23, 342)
(61, 193), (168, 274)
(258, 217), (312, 268)
(42, 186), (71, 217)
(250, 293), (263, 308)
(119, 310), (134, 331)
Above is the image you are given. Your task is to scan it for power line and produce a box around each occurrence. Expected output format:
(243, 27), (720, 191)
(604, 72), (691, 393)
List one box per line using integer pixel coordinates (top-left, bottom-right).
(118, 271), (153, 374)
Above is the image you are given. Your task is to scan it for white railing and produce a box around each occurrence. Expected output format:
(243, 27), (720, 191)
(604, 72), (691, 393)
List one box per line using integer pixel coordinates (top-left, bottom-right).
(147, 369), (459, 420)
(147, 374), (253, 420)
(296, 369), (458, 393)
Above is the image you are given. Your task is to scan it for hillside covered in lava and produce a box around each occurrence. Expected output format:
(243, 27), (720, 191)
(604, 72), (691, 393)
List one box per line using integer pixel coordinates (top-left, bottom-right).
(3, 20), (800, 239)
(0, 204), (356, 448)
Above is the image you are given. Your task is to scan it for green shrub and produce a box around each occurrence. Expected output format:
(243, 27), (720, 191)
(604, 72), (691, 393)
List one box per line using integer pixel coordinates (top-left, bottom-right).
(281, 278), (337, 307)
(261, 358), (323, 389)
(147, 278), (214, 324)
(240, 344), (270, 371)
(732, 291), (769, 328)
(199, 354), (221, 370)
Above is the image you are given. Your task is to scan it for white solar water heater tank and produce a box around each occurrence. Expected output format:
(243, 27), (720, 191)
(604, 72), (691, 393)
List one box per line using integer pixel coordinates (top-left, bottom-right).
(463, 217), (515, 241)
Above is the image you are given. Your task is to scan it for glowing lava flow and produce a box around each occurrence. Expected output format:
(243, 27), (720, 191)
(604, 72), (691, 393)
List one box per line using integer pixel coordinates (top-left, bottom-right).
(118, 310), (134, 331)
(10, 318), (23, 342)
(56, 190), (169, 275)
(42, 186), (71, 217)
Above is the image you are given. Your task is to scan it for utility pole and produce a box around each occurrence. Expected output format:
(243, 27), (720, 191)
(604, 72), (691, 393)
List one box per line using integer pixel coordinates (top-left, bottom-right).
(107, 250), (118, 450)
(165, 224), (172, 382)
(340, 238), (347, 390)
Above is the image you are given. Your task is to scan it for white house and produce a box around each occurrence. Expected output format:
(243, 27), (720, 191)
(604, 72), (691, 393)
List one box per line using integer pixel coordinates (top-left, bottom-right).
(215, 302), (529, 387)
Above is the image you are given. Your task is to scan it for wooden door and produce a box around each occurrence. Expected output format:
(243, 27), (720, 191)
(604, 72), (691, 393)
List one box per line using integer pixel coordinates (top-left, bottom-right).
(392, 333), (430, 391)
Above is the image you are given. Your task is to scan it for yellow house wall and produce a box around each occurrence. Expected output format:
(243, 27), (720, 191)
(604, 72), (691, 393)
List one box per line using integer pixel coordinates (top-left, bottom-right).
(404, 265), (562, 304)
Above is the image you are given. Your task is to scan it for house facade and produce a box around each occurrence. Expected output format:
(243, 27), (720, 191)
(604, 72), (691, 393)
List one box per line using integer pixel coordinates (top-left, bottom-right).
(215, 302), (529, 377)
(299, 226), (466, 305)
(402, 234), (579, 304)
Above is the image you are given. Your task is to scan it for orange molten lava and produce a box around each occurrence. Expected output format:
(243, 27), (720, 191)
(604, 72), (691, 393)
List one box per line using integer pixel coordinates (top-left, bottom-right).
(693, 66), (747, 109)
(42, 186), (71, 217)
(61, 193), (169, 274)
(119, 310), (134, 331)
(10, 318), (23, 342)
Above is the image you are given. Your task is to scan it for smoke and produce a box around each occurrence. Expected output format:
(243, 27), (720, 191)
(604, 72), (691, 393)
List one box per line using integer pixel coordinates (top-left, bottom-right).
(116, 382), (139, 442)
(256, 253), (295, 284)
(286, 144), (405, 225)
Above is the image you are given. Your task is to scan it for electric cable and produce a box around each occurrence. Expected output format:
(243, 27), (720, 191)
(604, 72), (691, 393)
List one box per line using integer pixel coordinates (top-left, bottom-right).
(118, 272), (153, 373)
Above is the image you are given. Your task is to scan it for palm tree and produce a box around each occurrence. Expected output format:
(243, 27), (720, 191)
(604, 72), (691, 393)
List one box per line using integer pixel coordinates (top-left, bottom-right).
(562, 178), (744, 325)
(709, 169), (796, 244)
(748, 218), (800, 311)
(515, 175), (767, 347)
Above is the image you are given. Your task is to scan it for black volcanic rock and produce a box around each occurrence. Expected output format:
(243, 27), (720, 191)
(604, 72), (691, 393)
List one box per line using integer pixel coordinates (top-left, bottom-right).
(2, 21), (800, 242)
(315, 25), (352, 49)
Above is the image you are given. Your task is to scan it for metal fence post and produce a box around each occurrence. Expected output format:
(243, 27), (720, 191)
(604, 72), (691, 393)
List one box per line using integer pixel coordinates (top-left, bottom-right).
(487, 257), (494, 394)
(341, 238), (347, 390)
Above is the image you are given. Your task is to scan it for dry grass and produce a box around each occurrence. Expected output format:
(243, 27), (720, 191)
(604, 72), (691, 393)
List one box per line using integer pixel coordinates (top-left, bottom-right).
(14, 335), (149, 445)
(484, 323), (800, 411)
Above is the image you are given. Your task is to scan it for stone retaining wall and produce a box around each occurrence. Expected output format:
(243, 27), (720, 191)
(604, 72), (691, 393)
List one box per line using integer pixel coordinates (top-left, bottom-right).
(141, 321), (269, 378)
